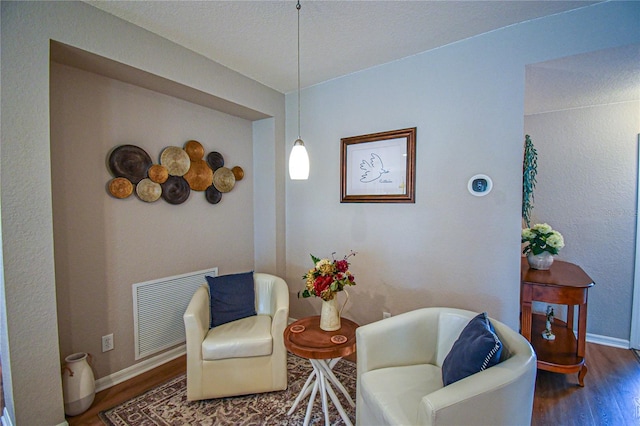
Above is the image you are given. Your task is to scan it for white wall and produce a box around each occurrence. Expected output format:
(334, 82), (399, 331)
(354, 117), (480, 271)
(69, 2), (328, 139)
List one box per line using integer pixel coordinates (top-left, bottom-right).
(285, 2), (640, 330)
(1, 2), (284, 424)
(526, 100), (640, 341)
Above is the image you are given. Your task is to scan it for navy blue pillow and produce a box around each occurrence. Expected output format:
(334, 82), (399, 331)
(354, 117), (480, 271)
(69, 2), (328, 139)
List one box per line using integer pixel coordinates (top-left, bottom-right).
(441, 312), (503, 386)
(206, 271), (256, 328)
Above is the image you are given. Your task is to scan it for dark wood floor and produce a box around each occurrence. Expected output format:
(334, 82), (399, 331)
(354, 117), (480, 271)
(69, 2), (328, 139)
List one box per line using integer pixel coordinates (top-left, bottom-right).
(533, 343), (640, 425)
(67, 343), (640, 425)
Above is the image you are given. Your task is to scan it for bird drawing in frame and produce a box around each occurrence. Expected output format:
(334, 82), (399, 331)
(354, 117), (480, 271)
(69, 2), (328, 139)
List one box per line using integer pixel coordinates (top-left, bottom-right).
(359, 153), (389, 183)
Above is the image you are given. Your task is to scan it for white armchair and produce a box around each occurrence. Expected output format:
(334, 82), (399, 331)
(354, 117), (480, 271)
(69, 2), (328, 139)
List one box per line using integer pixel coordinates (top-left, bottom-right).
(356, 307), (536, 426)
(183, 272), (289, 401)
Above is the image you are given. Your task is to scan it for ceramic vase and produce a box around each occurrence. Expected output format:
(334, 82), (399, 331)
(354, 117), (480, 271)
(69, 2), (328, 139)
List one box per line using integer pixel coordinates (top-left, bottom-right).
(527, 251), (554, 270)
(320, 290), (349, 331)
(62, 352), (95, 416)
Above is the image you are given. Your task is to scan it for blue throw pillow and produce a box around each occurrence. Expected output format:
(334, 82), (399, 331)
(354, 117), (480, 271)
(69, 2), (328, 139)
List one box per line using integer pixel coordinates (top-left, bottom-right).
(441, 312), (503, 386)
(206, 271), (256, 328)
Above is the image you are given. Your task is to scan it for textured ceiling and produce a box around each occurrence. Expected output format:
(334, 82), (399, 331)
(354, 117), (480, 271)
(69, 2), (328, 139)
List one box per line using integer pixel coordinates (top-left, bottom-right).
(85, 1), (638, 113)
(525, 43), (640, 115)
(86, 0), (600, 94)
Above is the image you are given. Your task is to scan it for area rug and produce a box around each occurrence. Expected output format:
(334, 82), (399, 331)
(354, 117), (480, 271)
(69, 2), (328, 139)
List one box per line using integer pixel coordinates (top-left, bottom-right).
(99, 354), (356, 425)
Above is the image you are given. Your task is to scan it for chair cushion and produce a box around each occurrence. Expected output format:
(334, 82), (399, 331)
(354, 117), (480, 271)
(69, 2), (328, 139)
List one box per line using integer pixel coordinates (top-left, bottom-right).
(206, 271), (256, 327)
(441, 312), (503, 386)
(202, 314), (273, 360)
(360, 364), (443, 426)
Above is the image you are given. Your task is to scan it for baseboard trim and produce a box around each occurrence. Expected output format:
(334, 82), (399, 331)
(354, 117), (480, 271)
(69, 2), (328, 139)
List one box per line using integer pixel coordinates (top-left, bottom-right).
(1, 407), (16, 426)
(94, 345), (185, 392)
(586, 332), (630, 349)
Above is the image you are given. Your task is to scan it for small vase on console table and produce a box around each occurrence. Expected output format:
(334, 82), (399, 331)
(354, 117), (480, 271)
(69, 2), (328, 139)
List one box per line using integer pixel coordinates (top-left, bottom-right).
(526, 251), (554, 270)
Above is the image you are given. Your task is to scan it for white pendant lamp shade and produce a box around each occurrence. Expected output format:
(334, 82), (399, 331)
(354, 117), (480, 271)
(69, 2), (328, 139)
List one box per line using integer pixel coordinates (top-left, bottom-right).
(289, 0), (310, 180)
(289, 138), (309, 180)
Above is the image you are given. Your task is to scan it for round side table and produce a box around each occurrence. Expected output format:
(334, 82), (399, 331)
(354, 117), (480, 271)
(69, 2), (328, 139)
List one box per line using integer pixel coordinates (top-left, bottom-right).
(284, 316), (358, 426)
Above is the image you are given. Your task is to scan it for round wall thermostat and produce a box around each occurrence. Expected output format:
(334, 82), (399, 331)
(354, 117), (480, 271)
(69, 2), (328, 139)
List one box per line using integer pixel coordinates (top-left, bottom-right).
(468, 174), (493, 196)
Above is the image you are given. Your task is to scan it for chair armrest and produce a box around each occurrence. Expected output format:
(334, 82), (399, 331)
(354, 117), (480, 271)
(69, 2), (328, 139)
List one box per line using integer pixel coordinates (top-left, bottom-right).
(356, 308), (440, 376)
(418, 351), (537, 425)
(254, 273), (290, 336)
(270, 277), (290, 339)
(183, 285), (210, 360)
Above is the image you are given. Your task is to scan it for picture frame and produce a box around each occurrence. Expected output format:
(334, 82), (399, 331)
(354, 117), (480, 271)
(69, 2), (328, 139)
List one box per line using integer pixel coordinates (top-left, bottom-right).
(340, 127), (416, 203)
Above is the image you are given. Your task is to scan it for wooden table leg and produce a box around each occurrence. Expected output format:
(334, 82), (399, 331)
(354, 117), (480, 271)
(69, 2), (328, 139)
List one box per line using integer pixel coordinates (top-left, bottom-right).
(566, 305), (574, 330)
(577, 304), (588, 358)
(521, 299), (532, 341)
(578, 364), (588, 387)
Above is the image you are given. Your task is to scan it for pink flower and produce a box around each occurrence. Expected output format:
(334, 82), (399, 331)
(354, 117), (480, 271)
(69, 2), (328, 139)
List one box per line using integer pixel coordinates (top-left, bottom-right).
(336, 259), (349, 272)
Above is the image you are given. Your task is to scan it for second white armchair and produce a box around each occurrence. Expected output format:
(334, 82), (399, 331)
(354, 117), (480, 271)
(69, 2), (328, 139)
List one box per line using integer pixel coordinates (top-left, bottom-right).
(356, 307), (536, 426)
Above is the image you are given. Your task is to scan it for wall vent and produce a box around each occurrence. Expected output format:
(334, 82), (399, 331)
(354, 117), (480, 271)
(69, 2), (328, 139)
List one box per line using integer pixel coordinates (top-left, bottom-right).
(132, 267), (217, 360)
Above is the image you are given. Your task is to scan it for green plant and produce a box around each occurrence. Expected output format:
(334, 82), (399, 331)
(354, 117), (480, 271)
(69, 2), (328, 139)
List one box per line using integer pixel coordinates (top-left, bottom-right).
(522, 135), (537, 227)
(521, 223), (564, 255)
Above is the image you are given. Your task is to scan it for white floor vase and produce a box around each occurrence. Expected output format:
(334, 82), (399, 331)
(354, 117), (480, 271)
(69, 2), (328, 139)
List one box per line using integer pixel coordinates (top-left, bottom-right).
(62, 352), (95, 416)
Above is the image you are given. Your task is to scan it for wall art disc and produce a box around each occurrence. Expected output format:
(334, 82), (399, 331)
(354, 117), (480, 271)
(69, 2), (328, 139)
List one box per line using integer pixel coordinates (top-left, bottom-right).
(212, 167), (235, 193)
(206, 151), (225, 171)
(231, 166), (244, 181)
(108, 177), (134, 199)
(136, 178), (162, 202)
(184, 159), (214, 191)
(148, 164), (169, 184)
(160, 146), (191, 176)
(205, 185), (222, 204)
(108, 145), (152, 184)
(184, 140), (205, 161)
(161, 176), (191, 204)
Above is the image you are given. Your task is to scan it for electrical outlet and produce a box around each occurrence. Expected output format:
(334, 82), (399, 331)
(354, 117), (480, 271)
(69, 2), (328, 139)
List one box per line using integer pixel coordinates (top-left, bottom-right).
(383, 312), (391, 319)
(102, 334), (114, 352)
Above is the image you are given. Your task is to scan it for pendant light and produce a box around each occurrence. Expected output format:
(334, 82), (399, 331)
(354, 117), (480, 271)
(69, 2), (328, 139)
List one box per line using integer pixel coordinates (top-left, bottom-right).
(288, 0), (310, 180)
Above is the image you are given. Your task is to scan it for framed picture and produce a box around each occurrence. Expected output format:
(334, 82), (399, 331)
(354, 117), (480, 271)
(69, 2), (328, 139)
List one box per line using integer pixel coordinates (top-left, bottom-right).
(341, 127), (416, 203)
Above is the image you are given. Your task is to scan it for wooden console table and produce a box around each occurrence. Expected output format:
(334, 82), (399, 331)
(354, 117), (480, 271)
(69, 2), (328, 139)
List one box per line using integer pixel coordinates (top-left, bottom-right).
(520, 257), (594, 386)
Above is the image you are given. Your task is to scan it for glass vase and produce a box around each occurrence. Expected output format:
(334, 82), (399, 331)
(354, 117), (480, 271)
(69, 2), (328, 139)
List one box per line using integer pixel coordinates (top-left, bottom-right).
(527, 251), (554, 270)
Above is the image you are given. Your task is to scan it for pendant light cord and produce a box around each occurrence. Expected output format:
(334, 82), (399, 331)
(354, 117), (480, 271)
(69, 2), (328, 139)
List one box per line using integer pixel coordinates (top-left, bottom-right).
(297, 0), (301, 140)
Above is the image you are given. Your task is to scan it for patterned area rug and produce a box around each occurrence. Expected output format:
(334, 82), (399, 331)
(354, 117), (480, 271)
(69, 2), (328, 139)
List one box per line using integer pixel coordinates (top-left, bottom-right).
(99, 354), (356, 425)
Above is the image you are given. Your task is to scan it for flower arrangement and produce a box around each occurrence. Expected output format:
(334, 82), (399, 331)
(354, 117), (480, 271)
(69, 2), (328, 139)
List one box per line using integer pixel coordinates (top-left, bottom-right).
(298, 251), (356, 301)
(521, 223), (565, 256)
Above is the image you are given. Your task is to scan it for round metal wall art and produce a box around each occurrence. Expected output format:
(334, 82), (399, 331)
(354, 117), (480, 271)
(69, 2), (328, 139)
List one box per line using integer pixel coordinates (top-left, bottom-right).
(108, 177), (134, 199)
(184, 159), (214, 191)
(136, 178), (162, 202)
(108, 145), (153, 184)
(212, 167), (235, 193)
(184, 140), (205, 161)
(160, 146), (191, 176)
(205, 185), (222, 204)
(161, 176), (191, 204)
(206, 151), (225, 171)
(148, 164), (169, 184)
(105, 141), (243, 205)
(231, 166), (244, 181)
